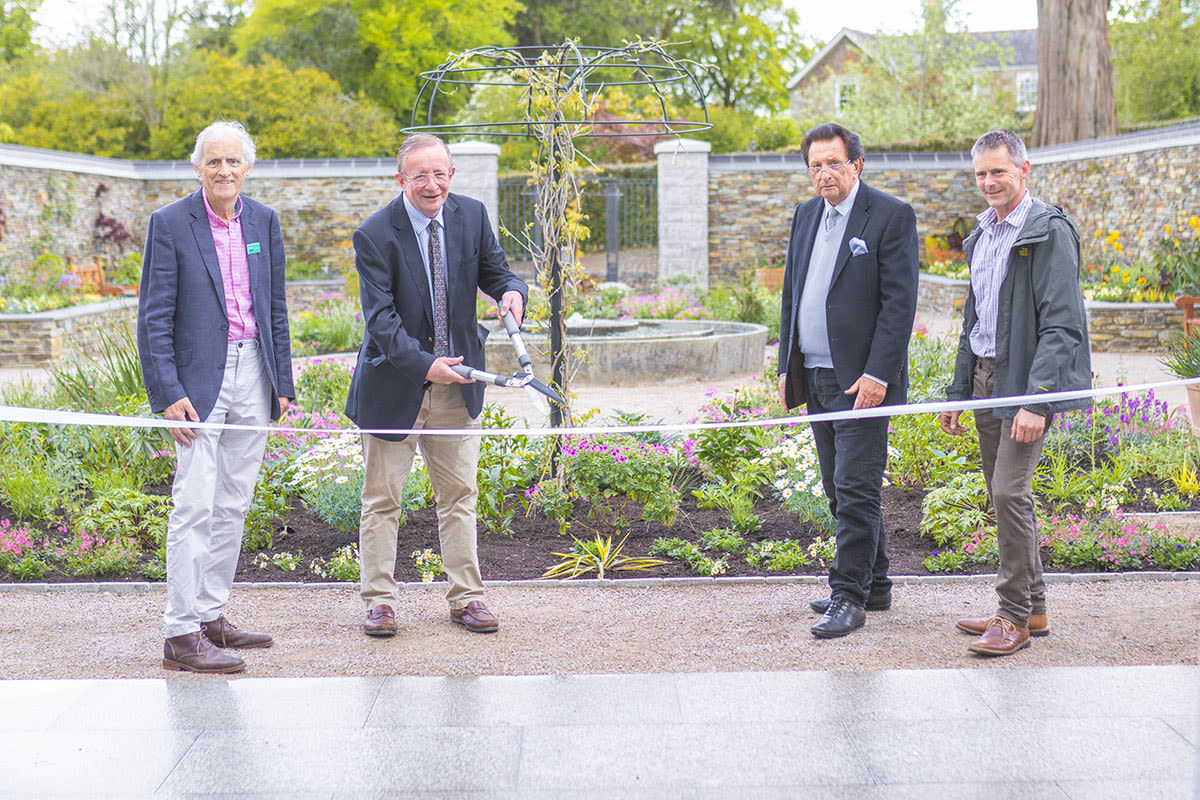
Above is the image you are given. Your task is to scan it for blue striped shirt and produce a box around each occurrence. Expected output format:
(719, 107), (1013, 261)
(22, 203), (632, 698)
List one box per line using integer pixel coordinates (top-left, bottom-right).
(969, 191), (1033, 357)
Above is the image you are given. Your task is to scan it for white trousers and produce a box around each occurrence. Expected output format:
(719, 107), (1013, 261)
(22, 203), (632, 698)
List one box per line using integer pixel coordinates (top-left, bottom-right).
(163, 340), (270, 638)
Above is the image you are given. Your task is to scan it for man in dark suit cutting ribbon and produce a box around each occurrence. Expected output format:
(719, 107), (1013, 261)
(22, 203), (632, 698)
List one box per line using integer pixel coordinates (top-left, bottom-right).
(346, 134), (528, 638)
(777, 123), (920, 639)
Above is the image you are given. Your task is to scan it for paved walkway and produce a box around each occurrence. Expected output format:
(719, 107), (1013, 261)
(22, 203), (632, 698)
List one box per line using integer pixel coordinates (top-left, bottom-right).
(2, 664), (1196, 797)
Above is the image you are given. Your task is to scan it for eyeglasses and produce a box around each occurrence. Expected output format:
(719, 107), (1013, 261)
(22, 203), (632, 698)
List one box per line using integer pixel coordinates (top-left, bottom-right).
(808, 160), (854, 176)
(405, 171), (451, 186)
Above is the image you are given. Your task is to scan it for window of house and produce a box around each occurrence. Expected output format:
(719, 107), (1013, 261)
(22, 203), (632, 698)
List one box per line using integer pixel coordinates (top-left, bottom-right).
(1016, 71), (1038, 113)
(835, 79), (858, 115)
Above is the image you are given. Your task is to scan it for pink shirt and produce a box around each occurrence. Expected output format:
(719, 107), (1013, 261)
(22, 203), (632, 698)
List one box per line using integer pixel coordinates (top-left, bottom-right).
(202, 191), (258, 342)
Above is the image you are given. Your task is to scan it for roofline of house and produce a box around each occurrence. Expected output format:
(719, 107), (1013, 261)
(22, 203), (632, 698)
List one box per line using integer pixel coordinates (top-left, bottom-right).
(785, 27), (875, 91)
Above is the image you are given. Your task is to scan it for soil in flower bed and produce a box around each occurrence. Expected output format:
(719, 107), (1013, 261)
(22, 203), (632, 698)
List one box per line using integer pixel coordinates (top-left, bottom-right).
(0, 487), (930, 583)
(4, 481), (1196, 584)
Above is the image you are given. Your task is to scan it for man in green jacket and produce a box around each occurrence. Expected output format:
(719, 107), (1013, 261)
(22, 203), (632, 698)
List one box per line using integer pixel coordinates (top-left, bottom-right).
(939, 128), (1091, 657)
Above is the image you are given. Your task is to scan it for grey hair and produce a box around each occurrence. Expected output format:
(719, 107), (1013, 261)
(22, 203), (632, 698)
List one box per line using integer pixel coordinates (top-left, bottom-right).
(971, 129), (1027, 167)
(397, 134), (454, 175)
(190, 121), (256, 168)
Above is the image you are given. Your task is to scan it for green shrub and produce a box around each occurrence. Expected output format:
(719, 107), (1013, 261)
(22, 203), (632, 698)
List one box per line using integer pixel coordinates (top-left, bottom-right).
(290, 292), (363, 356)
(648, 536), (727, 576)
(920, 473), (992, 549)
(77, 487), (170, 550)
(923, 549), (966, 573)
(745, 539), (811, 572)
(310, 544), (361, 581)
(295, 358), (354, 414)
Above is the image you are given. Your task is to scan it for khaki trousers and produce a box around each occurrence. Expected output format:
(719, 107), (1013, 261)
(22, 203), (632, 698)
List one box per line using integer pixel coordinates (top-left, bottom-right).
(973, 358), (1047, 627)
(358, 384), (482, 610)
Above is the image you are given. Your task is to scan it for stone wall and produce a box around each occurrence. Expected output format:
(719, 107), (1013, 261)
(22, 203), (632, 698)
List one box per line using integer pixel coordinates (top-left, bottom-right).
(704, 122), (1200, 286)
(0, 298), (138, 367)
(916, 274), (1183, 353)
(1030, 127), (1200, 248)
(708, 152), (979, 284)
(0, 142), (500, 277)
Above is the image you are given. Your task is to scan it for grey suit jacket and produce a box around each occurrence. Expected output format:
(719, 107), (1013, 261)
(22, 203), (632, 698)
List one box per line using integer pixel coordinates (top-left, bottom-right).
(137, 189), (294, 422)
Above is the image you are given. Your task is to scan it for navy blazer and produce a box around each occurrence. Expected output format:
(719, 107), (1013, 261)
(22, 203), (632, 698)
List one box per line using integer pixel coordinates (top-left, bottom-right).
(777, 181), (919, 409)
(345, 193), (528, 441)
(137, 190), (295, 422)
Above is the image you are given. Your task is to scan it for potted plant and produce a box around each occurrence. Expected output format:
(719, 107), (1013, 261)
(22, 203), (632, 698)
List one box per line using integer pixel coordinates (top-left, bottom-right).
(1161, 328), (1200, 436)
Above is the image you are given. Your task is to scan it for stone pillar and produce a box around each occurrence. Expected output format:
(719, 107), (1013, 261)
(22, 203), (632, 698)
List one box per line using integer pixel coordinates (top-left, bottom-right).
(655, 138), (711, 288)
(449, 141), (501, 238)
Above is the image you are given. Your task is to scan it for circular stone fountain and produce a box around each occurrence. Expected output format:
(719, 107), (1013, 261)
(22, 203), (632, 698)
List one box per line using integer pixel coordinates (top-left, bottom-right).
(483, 318), (767, 385)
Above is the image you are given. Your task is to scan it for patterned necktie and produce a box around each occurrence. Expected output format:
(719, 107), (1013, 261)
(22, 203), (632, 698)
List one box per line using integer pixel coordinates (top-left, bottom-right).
(825, 207), (840, 234)
(428, 219), (449, 358)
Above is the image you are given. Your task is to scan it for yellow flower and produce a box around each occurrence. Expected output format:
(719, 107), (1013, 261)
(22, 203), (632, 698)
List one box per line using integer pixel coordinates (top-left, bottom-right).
(1166, 224), (1173, 235)
(1190, 216), (1199, 228)
(1113, 242), (1123, 253)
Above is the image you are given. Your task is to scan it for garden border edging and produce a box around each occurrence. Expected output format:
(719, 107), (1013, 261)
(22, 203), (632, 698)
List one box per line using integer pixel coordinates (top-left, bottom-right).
(4, 571), (1199, 594)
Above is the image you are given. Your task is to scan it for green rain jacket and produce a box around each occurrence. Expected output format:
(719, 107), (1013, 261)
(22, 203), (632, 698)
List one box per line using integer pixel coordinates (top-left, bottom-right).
(945, 198), (1092, 418)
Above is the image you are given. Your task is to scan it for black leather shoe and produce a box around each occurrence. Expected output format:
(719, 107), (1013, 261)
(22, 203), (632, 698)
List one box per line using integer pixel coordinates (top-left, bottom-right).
(811, 597), (866, 639)
(810, 589), (891, 614)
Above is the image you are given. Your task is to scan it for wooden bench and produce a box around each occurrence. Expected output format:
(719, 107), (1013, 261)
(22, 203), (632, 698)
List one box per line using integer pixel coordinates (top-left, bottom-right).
(1175, 295), (1200, 338)
(69, 258), (131, 297)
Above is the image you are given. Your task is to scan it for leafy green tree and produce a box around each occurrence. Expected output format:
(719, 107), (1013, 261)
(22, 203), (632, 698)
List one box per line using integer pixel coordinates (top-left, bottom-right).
(794, 0), (1020, 146)
(235, 0), (519, 124)
(1, 0), (39, 64)
(670, 0), (805, 114)
(148, 51), (398, 158)
(0, 50), (147, 156)
(1111, 0), (1200, 123)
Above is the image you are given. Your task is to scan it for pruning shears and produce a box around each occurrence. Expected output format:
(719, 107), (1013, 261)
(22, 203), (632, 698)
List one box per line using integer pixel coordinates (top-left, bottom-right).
(450, 310), (564, 412)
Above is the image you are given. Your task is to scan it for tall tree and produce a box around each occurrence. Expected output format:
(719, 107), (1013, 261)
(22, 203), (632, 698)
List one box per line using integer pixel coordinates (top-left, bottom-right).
(235, 0), (519, 125)
(1110, 0), (1200, 123)
(0, 0), (39, 63)
(1032, 0), (1117, 146)
(671, 0), (805, 113)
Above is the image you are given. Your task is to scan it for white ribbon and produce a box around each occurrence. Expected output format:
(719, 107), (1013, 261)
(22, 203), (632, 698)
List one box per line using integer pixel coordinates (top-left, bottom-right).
(1, 377), (1196, 438)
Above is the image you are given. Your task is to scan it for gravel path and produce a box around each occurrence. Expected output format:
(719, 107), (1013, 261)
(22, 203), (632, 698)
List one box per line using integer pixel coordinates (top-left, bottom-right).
(2, 580), (1197, 679)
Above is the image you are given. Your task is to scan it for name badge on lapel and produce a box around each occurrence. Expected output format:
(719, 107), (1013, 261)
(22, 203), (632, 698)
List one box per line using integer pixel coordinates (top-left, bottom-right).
(247, 242), (261, 255)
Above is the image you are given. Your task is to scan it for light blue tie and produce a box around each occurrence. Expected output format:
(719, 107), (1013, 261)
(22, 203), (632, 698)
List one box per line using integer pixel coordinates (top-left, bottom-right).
(825, 207), (840, 233)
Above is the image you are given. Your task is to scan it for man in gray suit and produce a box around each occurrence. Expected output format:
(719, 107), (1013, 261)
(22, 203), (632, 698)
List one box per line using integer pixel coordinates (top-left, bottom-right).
(138, 121), (294, 673)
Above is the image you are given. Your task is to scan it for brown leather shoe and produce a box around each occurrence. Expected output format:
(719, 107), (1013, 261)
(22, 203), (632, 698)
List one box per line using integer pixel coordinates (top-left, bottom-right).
(364, 604), (398, 637)
(967, 616), (1031, 656)
(957, 613), (1049, 637)
(450, 600), (498, 633)
(201, 615), (273, 648)
(163, 631), (246, 673)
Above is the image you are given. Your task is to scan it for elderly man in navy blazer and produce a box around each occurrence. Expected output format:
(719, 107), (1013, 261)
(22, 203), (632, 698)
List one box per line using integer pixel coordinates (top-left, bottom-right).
(346, 133), (527, 638)
(777, 123), (919, 639)
(138, 121), (294, 673)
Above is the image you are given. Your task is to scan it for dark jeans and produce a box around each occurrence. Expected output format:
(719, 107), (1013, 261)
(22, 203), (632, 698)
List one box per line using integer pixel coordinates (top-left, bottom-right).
(805, 367), (891, 607)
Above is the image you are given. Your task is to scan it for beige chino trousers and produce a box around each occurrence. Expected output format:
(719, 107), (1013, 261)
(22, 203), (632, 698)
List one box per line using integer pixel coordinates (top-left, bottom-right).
(358, 384), (483, 610)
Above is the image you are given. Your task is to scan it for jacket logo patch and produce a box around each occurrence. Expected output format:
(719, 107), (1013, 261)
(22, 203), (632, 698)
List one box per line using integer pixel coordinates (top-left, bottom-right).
(1018, 247), (1029, 256)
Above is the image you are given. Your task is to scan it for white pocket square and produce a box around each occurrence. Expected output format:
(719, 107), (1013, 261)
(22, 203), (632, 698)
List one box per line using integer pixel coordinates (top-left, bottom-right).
(849, 237), (868, 256)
